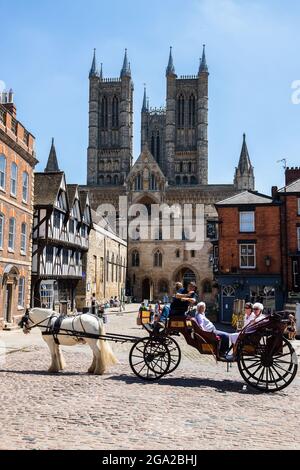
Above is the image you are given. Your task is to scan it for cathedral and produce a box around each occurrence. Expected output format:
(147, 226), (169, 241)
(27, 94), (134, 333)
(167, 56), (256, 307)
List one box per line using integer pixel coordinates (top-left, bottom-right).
(82, 46), (255, 306)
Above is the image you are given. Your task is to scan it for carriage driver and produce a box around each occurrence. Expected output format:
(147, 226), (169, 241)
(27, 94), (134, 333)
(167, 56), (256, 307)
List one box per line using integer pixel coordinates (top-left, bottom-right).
(157, 281), (198, 326)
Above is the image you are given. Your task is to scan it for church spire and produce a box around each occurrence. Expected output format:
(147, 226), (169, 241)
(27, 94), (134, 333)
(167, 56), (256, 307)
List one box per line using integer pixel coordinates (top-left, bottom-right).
(45, 138), (60, 173)
(89, 48), (97, 78)
(234, 133), (255, 190)
(120, 48), (131, 78)
(99, 62), (103, 80)
(238, 133), (252, 173)
(199, 44), (208, 74)
(142, 85), (147, 112)
(166, 46), (175, 76)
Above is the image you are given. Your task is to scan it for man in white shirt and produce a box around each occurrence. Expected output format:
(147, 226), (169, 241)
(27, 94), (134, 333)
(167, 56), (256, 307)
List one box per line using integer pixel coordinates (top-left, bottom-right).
(194, 302), (230, 356)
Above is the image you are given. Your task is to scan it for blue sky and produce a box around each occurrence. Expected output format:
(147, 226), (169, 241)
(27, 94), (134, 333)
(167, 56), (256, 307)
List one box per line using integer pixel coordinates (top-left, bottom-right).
(1, 0), (300, 193)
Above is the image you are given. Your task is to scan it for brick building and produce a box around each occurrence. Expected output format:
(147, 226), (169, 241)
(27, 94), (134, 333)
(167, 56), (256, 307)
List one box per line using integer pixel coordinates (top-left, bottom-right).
(275, 168), (300, 302)
(215, 190), (283, 322)
(0, 91), (37, 328)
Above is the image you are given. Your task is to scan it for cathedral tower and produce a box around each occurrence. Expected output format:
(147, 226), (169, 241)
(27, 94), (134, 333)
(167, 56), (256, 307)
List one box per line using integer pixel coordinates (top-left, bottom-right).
(141, 46), (209, 186)
(87, 49), (133, 186)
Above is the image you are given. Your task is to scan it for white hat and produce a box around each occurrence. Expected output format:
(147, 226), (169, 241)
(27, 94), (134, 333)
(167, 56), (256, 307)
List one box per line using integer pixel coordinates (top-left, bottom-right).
(253, 302), (264, 311)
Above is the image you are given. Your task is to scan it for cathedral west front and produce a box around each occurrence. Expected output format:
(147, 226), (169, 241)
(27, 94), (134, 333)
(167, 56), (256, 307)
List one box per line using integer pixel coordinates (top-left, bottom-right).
(82, 46), (255, 307)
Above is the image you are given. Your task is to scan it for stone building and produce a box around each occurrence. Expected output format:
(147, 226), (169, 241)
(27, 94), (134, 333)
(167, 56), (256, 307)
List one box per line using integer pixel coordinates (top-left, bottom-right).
(82, 47), (255, 307)
(76, 207), (127, 309)
(0, 91), (37, 328)
(32, 141), (92, 312)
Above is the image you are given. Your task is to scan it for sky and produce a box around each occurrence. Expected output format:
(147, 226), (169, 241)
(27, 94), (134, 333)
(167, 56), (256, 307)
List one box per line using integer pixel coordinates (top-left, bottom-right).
(1, 0), (300, 194)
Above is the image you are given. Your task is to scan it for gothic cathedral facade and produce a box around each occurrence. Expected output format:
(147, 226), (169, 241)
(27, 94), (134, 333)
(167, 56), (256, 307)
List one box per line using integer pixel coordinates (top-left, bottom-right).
(82, 47), (255, 307)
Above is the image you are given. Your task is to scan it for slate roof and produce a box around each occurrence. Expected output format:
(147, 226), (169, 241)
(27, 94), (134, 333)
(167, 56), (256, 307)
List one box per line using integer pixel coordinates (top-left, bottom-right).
(34, 172), (64, 207)
(215, 190), (273, 206)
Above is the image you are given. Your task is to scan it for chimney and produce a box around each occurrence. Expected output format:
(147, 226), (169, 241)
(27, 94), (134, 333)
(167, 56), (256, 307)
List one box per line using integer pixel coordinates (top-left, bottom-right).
(0, 89), (16, 118)
(285, 167), (300, 186)
(271, 186), (278, 199)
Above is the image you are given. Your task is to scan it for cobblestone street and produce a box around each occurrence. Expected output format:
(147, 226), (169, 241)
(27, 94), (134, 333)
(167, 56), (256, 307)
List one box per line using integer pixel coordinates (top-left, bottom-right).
(0, 305), (299, 450)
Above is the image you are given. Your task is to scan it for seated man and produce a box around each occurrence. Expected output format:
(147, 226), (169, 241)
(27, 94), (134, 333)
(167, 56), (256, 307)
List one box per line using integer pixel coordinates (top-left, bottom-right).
(169, 281), (198, 317)
(194, 302), (231, 357)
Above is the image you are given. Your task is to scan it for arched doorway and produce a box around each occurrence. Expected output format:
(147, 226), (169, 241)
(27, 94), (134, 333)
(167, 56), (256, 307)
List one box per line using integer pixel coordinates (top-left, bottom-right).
(2, 264), (19, 323)
(142, 278), (151, 301)
(175, 267), (197, 289)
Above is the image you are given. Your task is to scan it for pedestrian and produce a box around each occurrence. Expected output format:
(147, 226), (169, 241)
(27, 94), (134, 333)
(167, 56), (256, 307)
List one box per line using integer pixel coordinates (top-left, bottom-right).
(91, 293), (99, 316)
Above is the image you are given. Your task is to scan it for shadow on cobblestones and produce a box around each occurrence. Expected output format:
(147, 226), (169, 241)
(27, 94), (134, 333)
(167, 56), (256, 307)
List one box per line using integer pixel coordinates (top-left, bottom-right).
(107, 373), (263, 395)
(0, 368), (88, 376)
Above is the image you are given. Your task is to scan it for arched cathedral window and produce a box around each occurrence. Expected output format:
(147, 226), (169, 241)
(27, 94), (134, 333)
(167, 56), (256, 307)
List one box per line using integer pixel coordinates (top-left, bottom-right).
(112, 96), (119, 127)
(156, 131), (160, 163)
(132, 250), (140, 267)
(101, 96), (108, 128)
(150, 174), (157, 190)
(151, 132), (155, 157)
(177, 94), (185, 127)
(135, 174), (142, 190)
(154, 249), (162, 267)
(188, 94), (196, 127)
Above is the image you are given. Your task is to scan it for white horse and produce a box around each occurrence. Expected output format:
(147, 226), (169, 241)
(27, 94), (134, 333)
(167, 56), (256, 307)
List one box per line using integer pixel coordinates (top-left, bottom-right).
(21, 308), (118, 375)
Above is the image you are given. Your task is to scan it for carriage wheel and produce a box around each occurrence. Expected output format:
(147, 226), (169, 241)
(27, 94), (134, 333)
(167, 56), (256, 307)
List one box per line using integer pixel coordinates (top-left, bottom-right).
(237, 335), (298, 392)
(129, 337), (171, 381)
(164, 336), (181, 374)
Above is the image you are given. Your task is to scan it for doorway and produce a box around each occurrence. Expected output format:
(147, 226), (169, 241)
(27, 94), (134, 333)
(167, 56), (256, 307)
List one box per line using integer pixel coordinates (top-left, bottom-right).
(142, 278), (151, 301)
(4, 283), (13, 323)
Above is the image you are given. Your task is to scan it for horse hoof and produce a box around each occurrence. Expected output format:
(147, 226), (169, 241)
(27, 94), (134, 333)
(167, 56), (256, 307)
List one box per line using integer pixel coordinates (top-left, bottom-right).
(88, 368), (95, 374)
(93, 370), (105, 375)
(48, 367), (59, 373)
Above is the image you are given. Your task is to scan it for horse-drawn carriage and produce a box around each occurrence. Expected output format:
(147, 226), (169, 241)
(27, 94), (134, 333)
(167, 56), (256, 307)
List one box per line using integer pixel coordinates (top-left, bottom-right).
(129, 311), (298, 392)
(20, 308), (298, 392)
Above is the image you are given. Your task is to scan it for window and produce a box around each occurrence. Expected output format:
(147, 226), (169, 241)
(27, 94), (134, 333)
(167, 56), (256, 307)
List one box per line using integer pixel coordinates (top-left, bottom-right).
(191, 250), (195, 258)
(81, 225), (86, 237)
(154, 249), (162, 267)
(177, 94), (184, 127)
(53, 210), (60, 229)
(0, 213), (4, 248)
(132, 250), (139, 267)
(240, 211), (255, 232)
(150, 174), (157, 190)
(175, 176), (181, 185)
(298, 198), (300, 216)
(240, 244), (256, 268)
(11, 162), (18, 196)
(0, 154), (6, 190)
(207, 221), (217, 240)
(69, 219), (74, 234)
(135, 174), (142, 191)
(18, 277), (25, 307)
(21, 223), (27, 253)
(297, 227), (300, 251)
(112, 96), (119, 127)
(202, 280), (212, 294)
(22, 172), (29, 202)
(175, 249), (180, 258)
(8, 217), (16, 250)
(62, 249), (68, 265)
(101, 96), (108, 128)
(46, 246), (53, 262)
(188, 94), (196, 126)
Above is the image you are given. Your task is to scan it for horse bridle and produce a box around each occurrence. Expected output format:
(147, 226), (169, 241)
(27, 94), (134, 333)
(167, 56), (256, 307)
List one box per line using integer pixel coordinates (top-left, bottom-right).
(18, 309), (57, 331)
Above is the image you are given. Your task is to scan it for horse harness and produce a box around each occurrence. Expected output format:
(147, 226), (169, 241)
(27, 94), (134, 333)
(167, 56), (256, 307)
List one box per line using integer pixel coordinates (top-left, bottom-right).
(19, 309), (96, 345)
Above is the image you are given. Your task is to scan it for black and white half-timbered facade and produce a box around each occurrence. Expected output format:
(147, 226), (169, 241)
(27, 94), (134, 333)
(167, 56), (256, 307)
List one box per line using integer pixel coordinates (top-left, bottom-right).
(31, 141), (92, 310)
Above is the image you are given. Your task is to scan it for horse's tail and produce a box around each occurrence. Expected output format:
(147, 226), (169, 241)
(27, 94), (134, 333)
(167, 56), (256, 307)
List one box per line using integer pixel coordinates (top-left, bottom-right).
(98, 320), (119, 368)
